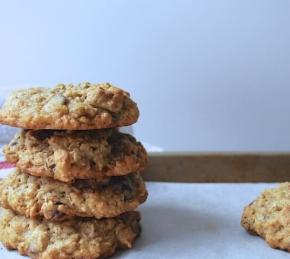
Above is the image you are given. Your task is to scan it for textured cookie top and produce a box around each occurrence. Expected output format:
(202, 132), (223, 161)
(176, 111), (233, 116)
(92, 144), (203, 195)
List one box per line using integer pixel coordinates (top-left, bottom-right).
(0, 82), (139, 129)
(0, 170), (147, 221)
(241, 182), (290, 251)
(0, 209), (140, 259)
(4, 129), (147, 182)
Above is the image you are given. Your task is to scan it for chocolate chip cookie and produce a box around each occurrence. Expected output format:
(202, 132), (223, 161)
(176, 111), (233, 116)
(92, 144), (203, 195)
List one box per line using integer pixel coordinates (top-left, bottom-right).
(241, 182), (290, 251)
(0, 170), (147, 221)
(0, 209), (141, 259)
(4, 129), (147, 182)
(0, 82), (139, 130)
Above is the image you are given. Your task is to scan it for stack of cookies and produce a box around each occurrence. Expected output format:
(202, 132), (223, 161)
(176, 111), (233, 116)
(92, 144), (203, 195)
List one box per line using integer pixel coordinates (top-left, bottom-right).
(0, 82), (148, 258)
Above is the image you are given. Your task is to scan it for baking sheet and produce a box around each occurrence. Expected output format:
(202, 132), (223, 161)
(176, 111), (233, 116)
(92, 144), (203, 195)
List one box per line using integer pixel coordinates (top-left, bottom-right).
(0, 181), (288, 259)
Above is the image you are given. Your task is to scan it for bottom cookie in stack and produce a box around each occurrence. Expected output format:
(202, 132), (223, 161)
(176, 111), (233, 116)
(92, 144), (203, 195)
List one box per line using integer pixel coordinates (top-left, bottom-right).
(241, 182), (290, 251)
(0, 209), (141, 259)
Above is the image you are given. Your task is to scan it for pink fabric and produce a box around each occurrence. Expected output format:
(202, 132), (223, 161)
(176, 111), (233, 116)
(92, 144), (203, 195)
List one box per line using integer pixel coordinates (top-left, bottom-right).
(0, 161), (14, 169)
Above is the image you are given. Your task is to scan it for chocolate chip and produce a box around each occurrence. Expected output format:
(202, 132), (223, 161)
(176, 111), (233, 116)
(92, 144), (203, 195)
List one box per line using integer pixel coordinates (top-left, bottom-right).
(108, 134), (123, 155)
(73, 180), (93, 190)
(89, 160), (96, 168)
(123, 188), (133, 201)
(10, 141), (18, 146)
(110, 176), (134, 201)
(30, 130), (54, 140)
(122, 182), (134, 201)
(51, 210), (66, 220)
(49, 164), (56, 170)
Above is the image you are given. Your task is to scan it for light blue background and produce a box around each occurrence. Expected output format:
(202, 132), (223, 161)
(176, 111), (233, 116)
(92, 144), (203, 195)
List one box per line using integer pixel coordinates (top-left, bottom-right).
(0, 1), (290, 151)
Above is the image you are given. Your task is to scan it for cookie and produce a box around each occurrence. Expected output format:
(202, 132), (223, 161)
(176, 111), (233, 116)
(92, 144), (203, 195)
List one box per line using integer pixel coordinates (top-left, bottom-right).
(4, 129), (147, 182)
(241, 182), (290, 251)
(0, 170), (147, 221)
(0, 209), (140, 259)
(0, 82), (139, 130)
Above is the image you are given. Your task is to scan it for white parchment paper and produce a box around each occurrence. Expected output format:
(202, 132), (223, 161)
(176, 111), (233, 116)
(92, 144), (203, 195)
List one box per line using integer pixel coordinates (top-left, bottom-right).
(1, 181), (289, 259)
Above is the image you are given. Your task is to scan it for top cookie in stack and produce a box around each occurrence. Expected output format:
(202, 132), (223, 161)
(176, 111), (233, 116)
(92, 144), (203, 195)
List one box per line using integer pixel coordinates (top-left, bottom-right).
(0, 82), (139, 130)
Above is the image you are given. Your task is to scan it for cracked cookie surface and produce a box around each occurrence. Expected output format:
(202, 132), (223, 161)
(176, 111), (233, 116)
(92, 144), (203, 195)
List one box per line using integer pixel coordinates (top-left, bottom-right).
(4, 129), (147, 182)
(0, 209), (141, 259)
(241, 182), (290, 251)
(0, 82), (139, 130)
(0, 170), (147, 221)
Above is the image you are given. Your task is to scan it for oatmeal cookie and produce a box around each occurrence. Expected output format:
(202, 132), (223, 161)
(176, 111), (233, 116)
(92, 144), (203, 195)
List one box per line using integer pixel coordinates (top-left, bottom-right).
(0, 82), (139, 130)
(0, 209), (141, 259)
(241, 182), (290, 251)
(4, 129), (147, 182)
(0, 170), (147, 221)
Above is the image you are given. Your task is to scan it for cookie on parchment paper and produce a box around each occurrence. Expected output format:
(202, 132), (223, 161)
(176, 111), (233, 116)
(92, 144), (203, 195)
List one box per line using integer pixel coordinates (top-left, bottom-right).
(0, 170), (147, 221)
(4, 129), (147, 182)
(241, 182), (290, 251)
(0, 209), (141, 259)
(0, 82), (139, 130)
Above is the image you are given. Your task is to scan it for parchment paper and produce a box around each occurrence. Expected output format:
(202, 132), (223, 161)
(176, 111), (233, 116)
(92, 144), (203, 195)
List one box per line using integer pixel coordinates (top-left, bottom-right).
(1, 181), (288, 259)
